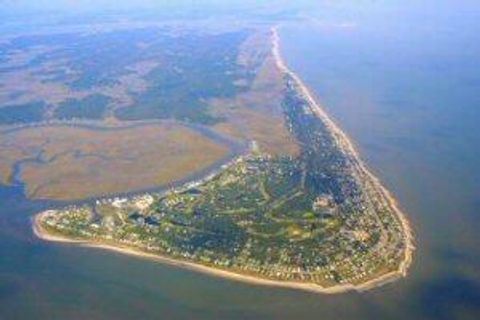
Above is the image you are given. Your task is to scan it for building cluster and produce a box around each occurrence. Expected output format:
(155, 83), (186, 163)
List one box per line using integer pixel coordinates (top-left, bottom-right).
(39, 78), (406, 288)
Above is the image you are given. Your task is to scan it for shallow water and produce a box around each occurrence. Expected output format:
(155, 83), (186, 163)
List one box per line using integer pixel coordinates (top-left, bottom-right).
(1, 1), (480, 319)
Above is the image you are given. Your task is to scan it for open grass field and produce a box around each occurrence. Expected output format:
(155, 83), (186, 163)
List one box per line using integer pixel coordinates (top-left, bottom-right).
(0, 122), (229, 200)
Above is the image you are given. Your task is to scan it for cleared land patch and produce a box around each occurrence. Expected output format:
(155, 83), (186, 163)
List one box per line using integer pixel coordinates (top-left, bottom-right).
(0, 122), (229, 200)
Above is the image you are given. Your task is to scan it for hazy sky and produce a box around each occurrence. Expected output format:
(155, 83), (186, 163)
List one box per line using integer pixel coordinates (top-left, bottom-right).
(2, 0), (479, 14)
(0, 0), (312, 13)
(0, 0), (320, 31)
(2, 0), (479, 33)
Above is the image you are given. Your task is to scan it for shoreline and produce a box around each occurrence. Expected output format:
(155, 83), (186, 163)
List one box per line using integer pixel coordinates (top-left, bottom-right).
(2, 118), (247, 204)
(32, 28), (414, 295)
(271, 27), (414, 287)
(32, 212), (402, 294)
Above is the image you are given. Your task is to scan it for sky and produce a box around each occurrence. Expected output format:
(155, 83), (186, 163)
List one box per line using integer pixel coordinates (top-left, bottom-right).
(2, 0), (479, 15)
(0, 0), (320, 32)
(2, 0), (479, 33)
(0, 0), (310, 13)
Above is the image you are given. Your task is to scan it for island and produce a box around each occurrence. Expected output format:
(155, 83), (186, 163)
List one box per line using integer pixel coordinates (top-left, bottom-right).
(33, 28), (414, 294)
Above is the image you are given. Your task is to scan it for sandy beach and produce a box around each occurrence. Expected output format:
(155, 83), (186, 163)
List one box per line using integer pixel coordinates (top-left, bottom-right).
(271, 27), (415, 285)
(32, 28), (414, 295)
(33, 211), (406, 294)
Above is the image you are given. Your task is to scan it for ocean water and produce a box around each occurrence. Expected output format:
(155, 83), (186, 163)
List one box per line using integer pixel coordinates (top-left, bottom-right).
(279, 1), (480, 318)
(1, 1), (480, 319)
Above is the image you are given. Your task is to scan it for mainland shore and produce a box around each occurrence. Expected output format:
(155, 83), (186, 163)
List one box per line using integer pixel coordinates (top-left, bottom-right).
(32, 28), (414, 295)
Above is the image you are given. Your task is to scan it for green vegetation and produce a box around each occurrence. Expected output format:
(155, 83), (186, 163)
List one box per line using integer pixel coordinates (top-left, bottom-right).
(40, 143), (405, 287)
(1, 27), (253, 125)
(0, 102), (46, 124)
(31, 27), (409, 289)
(115, 31), (251, 124)
(54, 94), (111, 120)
